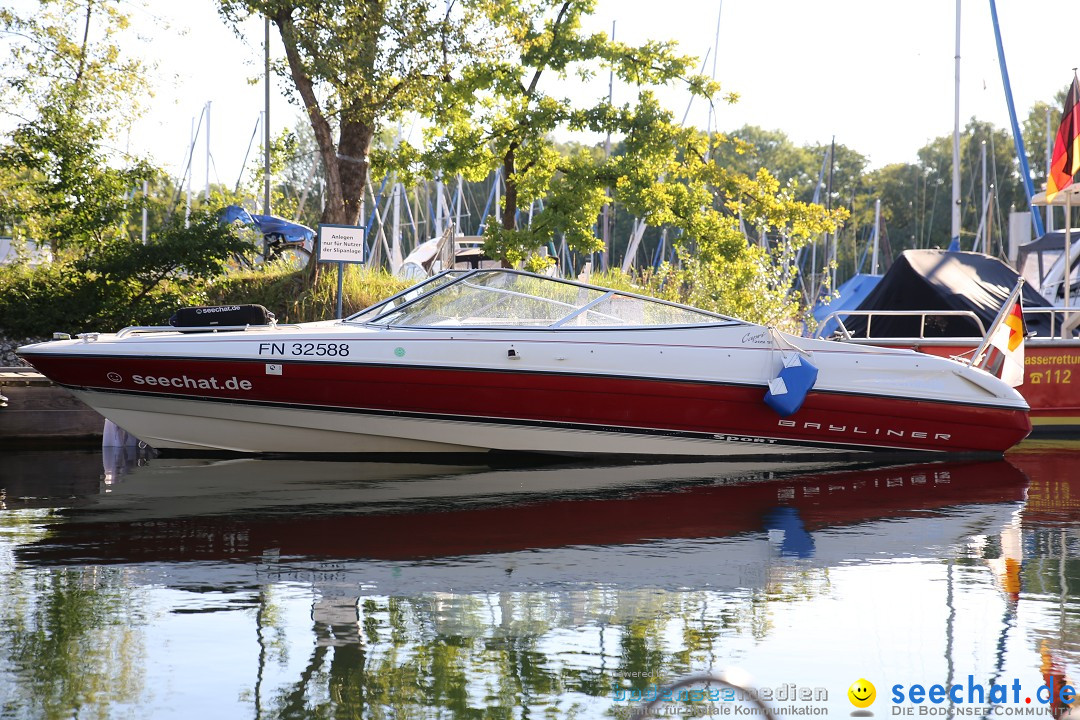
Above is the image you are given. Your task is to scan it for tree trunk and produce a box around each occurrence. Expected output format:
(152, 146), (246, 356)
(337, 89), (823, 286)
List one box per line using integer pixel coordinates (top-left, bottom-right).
(274, 8), (373, 284)
(336, 114), (373, 226)
(501, 144), (518, 230)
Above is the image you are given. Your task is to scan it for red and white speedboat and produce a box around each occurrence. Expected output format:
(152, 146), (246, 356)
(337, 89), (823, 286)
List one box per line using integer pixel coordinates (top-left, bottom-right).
(17, 269), (1030, 456)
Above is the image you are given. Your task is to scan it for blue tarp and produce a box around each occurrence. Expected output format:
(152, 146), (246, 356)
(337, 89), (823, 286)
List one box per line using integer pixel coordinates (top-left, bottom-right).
(812, 273), (883, 337)
(220, 205), (315, 245)
(219, 205), (255, 226)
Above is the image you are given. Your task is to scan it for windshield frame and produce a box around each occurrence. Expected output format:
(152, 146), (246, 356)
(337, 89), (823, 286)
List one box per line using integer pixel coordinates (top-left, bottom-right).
(343, 269), (468, 323)
(355, 269), (742, 330)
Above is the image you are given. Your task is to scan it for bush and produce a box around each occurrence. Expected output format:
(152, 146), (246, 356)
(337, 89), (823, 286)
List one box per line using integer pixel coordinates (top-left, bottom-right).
(0, 210), (249, 336)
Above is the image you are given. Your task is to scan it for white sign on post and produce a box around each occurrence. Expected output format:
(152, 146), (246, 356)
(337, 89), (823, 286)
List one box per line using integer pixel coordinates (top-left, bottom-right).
(317, 224), (366, 264)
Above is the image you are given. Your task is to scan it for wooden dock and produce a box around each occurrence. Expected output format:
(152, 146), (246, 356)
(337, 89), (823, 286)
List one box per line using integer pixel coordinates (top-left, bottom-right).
(0, 367), (104, 448)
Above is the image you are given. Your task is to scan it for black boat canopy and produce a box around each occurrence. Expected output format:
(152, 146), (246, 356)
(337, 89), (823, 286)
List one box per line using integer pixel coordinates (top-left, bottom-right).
(838, 249), (1053, 338)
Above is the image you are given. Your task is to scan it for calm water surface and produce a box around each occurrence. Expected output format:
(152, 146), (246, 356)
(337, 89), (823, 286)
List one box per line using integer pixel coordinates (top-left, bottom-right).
(1, 442), (1079, 719)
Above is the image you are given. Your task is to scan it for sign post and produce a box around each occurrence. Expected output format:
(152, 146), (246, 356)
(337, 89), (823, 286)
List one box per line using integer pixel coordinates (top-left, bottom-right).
(316, 224), (367, 319)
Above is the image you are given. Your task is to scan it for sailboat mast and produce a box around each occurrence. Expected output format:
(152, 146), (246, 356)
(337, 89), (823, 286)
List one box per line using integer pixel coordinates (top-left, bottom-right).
(871, 198), (881, 275)
(827, 136), (836, 291)
(141, 180), (148, 245)
(981, 140), (988, 253)
(436, 177), (446, 235)
(601, 21), (614, 272)
(205, 101), (211, 201)
(264, 16), (271, 217)
(705, 4), (722, 152)
(392, 179), (403, 273)
(951, 0), (961, 249)
(1047, 108), (1055, 232)
(988, 0), (1044, 237)
(186, 116), (194, 228)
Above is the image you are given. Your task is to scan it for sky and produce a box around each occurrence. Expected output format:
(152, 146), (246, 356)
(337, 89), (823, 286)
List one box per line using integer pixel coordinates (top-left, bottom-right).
(119, 0), (1080, 194)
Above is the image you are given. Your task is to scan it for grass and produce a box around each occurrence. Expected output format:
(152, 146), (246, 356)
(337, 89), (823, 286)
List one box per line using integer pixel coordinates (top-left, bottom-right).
(206, 263), (411, 323)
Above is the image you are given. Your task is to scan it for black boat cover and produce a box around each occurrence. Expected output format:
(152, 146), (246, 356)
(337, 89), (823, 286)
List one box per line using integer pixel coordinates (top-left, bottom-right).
(839, 249), (1054, 339)
(170, 304), (275, 327)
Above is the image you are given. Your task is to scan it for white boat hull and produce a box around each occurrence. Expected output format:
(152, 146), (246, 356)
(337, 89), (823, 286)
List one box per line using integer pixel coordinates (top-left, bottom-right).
(77, 389), (856, 456)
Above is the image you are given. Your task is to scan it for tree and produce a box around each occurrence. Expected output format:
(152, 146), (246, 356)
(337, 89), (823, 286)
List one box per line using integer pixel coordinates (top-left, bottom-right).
(0, 101), (154, 255)
(389, 1), (840, 325)
(391, 0), (731, 266)
(1022, 85), (1070, 192)
(0, 0), (153, 254)
(912, 118), (1022, 253)
(863, 161), (922, 257)
(0, 0), (146, 132)
(276, 121), (326, 230)
(710, 126), (820, 201)
(217, 0), (470, 233)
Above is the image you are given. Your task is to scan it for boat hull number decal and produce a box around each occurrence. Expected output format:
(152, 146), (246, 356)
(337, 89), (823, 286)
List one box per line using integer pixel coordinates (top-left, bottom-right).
(258, 342), (350, 357)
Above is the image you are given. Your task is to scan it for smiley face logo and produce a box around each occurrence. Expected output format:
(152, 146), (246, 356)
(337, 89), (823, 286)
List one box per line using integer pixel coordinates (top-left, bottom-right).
(848, 679), (876, 708)
(107, 372), (122, 383)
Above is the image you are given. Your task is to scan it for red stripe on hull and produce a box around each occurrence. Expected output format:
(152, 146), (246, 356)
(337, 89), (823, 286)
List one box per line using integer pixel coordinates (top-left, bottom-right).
(882, 342), (1080, 431)
(25, 355), (1031, 453)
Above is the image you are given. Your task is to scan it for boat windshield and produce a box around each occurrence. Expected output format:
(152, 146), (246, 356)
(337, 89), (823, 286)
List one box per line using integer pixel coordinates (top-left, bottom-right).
(346, 270), (468, 323)
(366, 270), (732, 328)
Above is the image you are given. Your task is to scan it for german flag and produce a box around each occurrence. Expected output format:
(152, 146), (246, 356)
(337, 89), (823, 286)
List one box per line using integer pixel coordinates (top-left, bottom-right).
(985, 301), (1026, 387)
(1003, 301), (1025, 352)
(1047, 73), (1080, 201)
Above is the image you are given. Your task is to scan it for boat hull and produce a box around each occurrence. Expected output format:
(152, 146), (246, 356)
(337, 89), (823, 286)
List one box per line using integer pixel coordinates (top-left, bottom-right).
(25, 353), (1031, 456)
(851, 339), (1080, 434)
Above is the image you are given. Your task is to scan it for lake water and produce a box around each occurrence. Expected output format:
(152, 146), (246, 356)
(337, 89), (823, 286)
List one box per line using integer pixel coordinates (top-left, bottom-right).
(2, 442), (1079, 719)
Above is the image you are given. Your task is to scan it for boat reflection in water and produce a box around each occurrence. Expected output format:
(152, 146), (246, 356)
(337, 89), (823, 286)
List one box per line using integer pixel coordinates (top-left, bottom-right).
(23, 454), (1025, 570)
(7, 449), (1080, 719)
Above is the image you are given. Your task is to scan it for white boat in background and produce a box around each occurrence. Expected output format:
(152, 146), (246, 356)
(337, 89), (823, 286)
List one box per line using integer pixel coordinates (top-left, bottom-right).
(398, 232), (503, 280)
(17, 269), (1030, 457)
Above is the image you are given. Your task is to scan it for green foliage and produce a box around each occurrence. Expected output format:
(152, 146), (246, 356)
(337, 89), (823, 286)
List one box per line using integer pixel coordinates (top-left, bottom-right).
(0, 0), (147, 131)
(0, 101), (155, 254)
(1022, 84), (1071, 191)
(710, 125), (825, 200)
(591, 239), (826, 333)
(891, 118), (1021, 255)
(0, 211), (251, 336)
(715, 117), (1028, 282)
(241, 127), (304, 221)
(390, 0), (724, 259)
(273, 121), (325, 230)
(384, 1), (840, 325)
(0, 0), (154, 253)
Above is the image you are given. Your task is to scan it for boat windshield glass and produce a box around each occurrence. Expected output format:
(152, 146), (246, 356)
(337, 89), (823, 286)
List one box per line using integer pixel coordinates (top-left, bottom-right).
(346, 271), (467, 323)
(368, 270), (728, 328)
